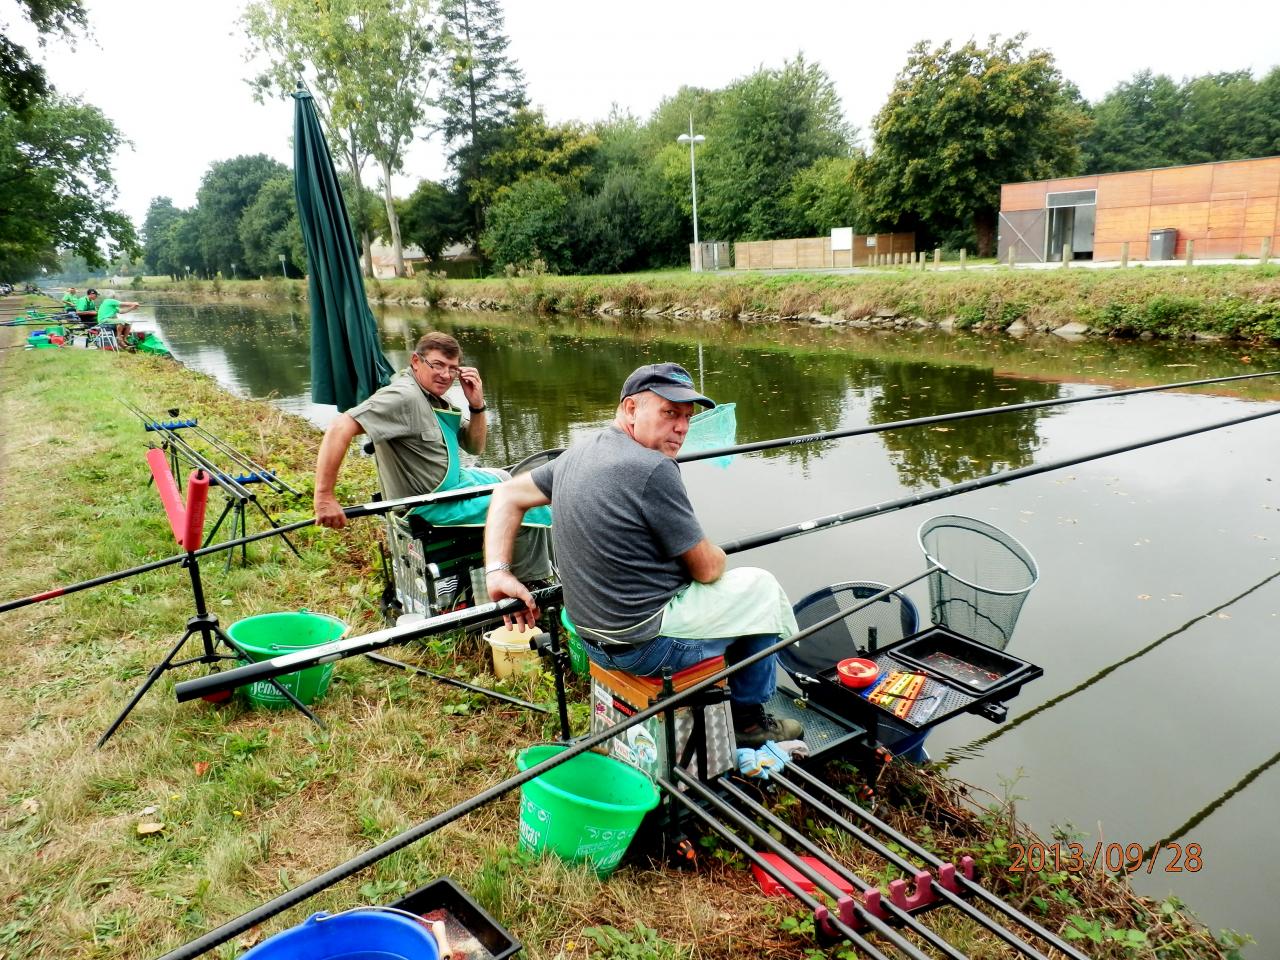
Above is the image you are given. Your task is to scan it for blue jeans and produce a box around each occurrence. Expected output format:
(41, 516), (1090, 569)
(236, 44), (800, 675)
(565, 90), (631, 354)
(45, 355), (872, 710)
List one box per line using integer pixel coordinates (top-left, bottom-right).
(581, 633), (780, 705)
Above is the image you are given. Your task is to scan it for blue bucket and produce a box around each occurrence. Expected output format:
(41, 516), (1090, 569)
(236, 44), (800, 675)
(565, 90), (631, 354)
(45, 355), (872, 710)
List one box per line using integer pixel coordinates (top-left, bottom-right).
(240, 909), (440, 960)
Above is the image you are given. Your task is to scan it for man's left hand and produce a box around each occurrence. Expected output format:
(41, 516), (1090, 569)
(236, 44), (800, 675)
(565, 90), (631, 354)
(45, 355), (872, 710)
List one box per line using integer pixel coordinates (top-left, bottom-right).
(486, 570), (539, 628)
(459, 366), (485, 409)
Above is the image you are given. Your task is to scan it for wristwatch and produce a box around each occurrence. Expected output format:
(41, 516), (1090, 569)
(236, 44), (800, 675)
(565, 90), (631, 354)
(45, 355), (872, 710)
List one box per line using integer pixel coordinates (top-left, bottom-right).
(469, 403), (487, 413)
(484, 561), (511, 575)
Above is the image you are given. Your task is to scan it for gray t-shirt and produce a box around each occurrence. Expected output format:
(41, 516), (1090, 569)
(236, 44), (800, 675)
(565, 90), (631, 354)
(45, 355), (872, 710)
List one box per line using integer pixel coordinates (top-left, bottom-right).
(346, 373), (457, 499)
(530, 426), (704, 644)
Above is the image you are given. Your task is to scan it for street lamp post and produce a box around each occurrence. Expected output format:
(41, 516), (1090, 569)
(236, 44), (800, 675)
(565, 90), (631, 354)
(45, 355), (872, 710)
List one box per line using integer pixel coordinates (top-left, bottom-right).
(676, 116), (705, 272)
(231, 262), (237, 280)
(278, 254), (287, 279)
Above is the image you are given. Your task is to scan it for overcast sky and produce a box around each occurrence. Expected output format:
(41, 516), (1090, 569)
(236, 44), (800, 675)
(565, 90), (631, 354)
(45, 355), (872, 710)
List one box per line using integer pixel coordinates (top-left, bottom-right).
(10, 0), (1280, 228)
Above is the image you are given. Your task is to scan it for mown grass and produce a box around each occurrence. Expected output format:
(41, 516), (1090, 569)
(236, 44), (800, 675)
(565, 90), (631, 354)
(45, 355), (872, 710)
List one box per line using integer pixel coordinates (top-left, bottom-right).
(0, 318), (1247, 960)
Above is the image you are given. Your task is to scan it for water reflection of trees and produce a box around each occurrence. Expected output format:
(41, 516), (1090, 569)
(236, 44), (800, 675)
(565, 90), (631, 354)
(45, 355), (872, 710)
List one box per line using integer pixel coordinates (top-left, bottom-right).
(155, 303), (1062, 485)
(869, 364), (1060, 486)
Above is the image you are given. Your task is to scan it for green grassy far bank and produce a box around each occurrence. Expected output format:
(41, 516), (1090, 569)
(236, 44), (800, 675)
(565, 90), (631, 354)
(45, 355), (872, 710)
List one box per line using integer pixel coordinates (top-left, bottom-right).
(127, 262), (1280, 342)
(0, 318), (1249, 959)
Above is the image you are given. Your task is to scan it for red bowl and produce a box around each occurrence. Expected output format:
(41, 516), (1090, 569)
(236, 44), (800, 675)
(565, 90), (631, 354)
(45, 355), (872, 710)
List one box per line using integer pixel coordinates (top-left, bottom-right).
(836, 657), (879, 689)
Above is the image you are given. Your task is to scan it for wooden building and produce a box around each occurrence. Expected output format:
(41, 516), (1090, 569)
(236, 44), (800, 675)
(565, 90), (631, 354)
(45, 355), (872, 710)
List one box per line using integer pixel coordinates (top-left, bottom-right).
(999, 156), (1280, 263)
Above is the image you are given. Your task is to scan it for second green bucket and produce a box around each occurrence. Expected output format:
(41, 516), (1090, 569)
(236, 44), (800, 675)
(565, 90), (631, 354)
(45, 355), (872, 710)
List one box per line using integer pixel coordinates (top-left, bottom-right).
(516, 745), (659, 877)
(227, 612), (347, 709)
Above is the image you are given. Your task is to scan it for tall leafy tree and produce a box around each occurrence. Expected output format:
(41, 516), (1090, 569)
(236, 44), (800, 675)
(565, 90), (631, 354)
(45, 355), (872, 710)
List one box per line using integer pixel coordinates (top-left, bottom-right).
(470, 106), (599, 210)
(195, 154), (289, 276)
(397, 179), (467, 262)
(343, 0), (436, 277)
(0, 93), (136, 278)
(694, 57), (851, 241)
(1, 0), (86, 112)
(1082, 71), (1188, 173)
(141, 197), (183, 274)
(1082, 67), (1280, 174)
(238, 175), (306, 277)
(859, 35), (1089, 255)
(243, 0), (379, 276)
(434, 0), (526, 248)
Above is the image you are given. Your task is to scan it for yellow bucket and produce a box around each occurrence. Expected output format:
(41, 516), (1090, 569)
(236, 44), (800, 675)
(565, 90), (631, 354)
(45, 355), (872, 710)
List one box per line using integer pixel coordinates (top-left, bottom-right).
(483, 625), (540, 679)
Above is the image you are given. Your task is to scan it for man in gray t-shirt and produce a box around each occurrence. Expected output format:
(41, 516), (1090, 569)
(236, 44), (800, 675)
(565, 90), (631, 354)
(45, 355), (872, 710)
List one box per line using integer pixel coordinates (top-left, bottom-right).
(483, 362), (802, 748)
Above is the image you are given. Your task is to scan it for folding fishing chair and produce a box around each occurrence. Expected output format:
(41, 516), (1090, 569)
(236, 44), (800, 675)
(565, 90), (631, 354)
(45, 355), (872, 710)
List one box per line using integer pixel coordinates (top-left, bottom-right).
(90, 327), (119, 351)
(379, 447), (563, 620)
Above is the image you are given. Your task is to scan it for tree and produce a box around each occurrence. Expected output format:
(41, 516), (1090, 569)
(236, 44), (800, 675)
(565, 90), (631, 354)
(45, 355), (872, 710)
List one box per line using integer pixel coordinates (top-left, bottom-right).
(342, 0), (436, 277)
(697, 56), (853, 241)
(1, 0), (86, 112)
(1082, 67), (1280, 175)
(434, 0), (526, 247)
(480, 176), (572, 272)
(1181, 69), (1280, 164)
(470, 106), (599, 212)
(142, 197), (183, 274)
(195, 154), (289, 276)
(243, 0), (378, 276)
(238, 175), (306, 277)
(1081, 71), (1188, 173)
(397, 179), (467, 262)
(0, 93), (136, 278)
(859, 35), (1089, 256)
(785, 155), (864, 235)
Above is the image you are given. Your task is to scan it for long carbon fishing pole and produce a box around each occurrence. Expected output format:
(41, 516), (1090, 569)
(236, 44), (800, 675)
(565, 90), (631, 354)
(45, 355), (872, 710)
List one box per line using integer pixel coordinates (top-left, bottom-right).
(175, 400), (1280, 698)
(122, 399), (300, 497)
(0, 483), (499, 614)
(8, 371), (1277, 616)
(155, 578), (930, 960)
(718, 401), (1280, 554)
(678, 368), (1280, 464)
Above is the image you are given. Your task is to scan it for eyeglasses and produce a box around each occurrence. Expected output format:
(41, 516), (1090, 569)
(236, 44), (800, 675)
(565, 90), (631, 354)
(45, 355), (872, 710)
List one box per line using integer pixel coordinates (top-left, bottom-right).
(414, 355), (460, 378)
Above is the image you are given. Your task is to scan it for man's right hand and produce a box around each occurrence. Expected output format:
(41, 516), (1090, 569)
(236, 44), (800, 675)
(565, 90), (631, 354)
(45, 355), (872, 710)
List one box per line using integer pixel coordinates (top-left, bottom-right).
(486, 570), (540, 628)
(314, 492), (348, 529)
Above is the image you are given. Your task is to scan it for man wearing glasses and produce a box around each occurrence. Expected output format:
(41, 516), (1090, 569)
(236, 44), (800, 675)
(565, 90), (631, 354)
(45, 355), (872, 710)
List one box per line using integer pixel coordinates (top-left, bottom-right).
(313, 331), (551, 581)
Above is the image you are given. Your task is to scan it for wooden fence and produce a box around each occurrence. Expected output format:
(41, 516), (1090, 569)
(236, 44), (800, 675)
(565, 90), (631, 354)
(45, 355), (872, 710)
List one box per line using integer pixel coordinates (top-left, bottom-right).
(734, 232), (917, 270)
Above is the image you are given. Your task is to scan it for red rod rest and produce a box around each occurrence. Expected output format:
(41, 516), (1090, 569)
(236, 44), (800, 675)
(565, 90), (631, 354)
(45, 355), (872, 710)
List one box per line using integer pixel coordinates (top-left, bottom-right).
(146, 448), (186, 547)
(183, 470), (209, 551)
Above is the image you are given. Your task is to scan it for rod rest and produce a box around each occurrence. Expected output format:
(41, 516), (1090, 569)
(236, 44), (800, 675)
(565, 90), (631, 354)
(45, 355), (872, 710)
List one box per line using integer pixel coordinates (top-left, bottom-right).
(143, 419), (198, 431)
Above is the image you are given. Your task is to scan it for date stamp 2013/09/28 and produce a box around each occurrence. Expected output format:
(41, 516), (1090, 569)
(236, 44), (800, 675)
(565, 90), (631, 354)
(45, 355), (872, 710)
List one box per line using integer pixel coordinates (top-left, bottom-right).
(1009, 841), (1202, 875)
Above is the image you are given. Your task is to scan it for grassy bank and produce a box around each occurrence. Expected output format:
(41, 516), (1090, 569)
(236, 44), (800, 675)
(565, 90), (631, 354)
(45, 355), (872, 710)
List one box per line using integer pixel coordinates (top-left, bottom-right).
(131, 263), (1280, 341)
(0, 321), (1247, 959)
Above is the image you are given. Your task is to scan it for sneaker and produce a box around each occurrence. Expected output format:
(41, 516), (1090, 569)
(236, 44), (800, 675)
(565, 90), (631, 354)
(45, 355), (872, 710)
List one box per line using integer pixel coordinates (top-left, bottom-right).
(732, 702), (804, 748)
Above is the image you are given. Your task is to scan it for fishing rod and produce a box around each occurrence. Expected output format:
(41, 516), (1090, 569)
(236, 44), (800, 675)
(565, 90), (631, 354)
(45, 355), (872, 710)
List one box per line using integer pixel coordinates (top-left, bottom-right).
(677, 369), (1280, 464)
(8, 372), (1279, 616)
(173, 400), (1280, 699)
(155, 577), (938, 960)
(717, 402), (1280, 555)
(121, 401), (296, 499)
(0, 483), (500, 615)
(943, 567), (1280, 764)
(174, 587), (565, 701)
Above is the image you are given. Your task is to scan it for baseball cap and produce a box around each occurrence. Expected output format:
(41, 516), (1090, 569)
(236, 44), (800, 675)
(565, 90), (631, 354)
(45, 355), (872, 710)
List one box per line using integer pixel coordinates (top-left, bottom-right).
(620, 362), (715, 408)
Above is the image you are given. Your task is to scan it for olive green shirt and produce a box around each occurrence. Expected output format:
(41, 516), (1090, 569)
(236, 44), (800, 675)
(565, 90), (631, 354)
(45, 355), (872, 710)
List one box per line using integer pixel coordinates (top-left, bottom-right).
(346, 373), (461, 499)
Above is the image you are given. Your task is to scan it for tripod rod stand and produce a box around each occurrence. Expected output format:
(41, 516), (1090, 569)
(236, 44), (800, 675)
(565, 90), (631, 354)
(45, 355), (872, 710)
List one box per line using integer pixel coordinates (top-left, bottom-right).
(98, 465), (324, 747)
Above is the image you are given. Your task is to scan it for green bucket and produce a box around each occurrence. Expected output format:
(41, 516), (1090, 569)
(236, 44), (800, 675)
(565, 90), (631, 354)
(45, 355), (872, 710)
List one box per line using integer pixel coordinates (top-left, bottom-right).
(227, 612), (347, 709)
(516, 745), (659, 877)
(558, 608), (589, 676)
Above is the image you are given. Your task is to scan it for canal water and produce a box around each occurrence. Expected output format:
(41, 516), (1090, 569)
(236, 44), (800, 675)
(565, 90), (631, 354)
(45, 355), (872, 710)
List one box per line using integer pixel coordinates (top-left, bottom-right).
(142, 297), (1280, 949)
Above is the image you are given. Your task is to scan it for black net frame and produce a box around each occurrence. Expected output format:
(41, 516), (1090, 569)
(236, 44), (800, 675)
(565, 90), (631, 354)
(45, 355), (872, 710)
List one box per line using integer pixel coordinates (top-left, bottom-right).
(918, 515), (1039, 651)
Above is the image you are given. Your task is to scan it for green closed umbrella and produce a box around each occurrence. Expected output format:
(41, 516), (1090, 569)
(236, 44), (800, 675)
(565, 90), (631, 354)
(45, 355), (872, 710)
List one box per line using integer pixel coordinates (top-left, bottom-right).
(293, 84), (394, 411)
